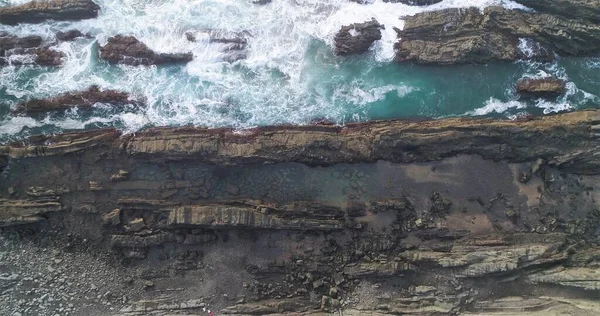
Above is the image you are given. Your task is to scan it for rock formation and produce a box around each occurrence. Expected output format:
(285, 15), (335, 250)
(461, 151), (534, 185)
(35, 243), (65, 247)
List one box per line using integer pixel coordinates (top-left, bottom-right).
(0, 0), (100, 25)
(394, 6), (600, 64)
(99, 35), (193, 66)
(2, 110), (600, 315)
(516, 77), (567, 98)
(513, 0), (600, 23)
(55, 29), (86, 41)
(13, 85), (135, 115)
(334, 19), (384, 55)
(185, 30), (248, 62)
(384, 0), (442, 4)
(0, 34), (64, 66)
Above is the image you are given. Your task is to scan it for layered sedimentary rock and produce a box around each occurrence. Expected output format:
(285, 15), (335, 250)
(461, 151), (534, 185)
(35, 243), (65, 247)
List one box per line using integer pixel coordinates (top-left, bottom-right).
(13, 85), (134, 114)
(0, 0), (100, 25)
(334, 19), (384, 55)
(516, 77), (567, 98)
(2, 110), (600, 315)
(99, 35), (193, 66)
(394, 6), (600, 64)
(514, 0), (600, 23)
(0, 34), (64, 66)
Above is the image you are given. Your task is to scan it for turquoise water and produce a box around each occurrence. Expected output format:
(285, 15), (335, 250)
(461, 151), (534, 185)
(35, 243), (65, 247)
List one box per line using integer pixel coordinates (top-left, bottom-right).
(0, 0), (599, 142)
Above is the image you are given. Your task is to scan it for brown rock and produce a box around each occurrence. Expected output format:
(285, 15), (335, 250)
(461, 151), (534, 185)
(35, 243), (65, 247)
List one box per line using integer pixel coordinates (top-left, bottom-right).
(334, 18), (384, 55)
(56, 29), (85, 41)
(516, 77), (567, 98)
(0, 0), (100, 25)
(99, 35), (193, 66)
(13, 85), (134, 114)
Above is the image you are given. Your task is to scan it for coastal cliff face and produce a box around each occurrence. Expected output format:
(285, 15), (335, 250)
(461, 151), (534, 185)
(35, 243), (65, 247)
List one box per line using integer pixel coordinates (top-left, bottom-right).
(2, 111), (600, 315)
(1, 0), (600, 315)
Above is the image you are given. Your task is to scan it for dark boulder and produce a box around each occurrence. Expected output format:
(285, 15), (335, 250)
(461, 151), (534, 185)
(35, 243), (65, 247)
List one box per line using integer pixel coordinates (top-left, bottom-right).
(516, 77), (567, 98)
(99, 35), (193, 66)
(334, 18), (384, 56)
(56, 29), (85, 41)
(0, 0), (100, 25)
(13, 85), (135, 114)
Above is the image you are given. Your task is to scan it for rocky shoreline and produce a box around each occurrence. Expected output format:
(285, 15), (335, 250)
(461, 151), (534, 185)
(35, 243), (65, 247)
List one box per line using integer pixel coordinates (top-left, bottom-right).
(1, 0), (600, 315)
(1, 110), (600, 315)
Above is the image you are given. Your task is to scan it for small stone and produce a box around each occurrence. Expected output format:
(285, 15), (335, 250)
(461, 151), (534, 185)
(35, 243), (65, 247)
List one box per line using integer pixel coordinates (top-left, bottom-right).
(127, 218), (146, 232)
(313, 279), (324, 289)
(102, 209), (121, 226)
(143, 280), (154, 288)
(7, 187), (15, 195)
(226, 184), (240, 195)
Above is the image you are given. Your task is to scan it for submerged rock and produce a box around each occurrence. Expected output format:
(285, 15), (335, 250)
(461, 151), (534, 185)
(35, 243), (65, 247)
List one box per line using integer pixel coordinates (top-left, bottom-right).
(0, 34), (64, 66)
(0, 0), (100, 25)
(185, 30), (248, 62)
(516, 77), (567, 98)
(13, 85), (134, 114)
(56, 29), (85, 41)
(384, 0), (442, 4)
(99, 35), (193, 66)
(394, 6), (600, 64)
(334, 18), (384, 55)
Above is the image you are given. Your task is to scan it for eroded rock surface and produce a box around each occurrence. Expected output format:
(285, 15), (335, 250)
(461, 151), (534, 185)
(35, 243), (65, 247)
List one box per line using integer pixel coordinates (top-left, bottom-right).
(99, 35), (193, 66)
(0, 34), (64, 66)
(1, 110), (600, 315)
(514, 0), (600, 23)
(334, 19), (384, 55)
(13, 85), (135, 115)
(394, 6), (600, 64)
(0, 0), (100, 25)
(516, 77), (567, 98)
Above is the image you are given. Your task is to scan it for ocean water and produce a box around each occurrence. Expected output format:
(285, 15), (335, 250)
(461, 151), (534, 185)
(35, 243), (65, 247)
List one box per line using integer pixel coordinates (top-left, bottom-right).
(0, 0), (599, 142)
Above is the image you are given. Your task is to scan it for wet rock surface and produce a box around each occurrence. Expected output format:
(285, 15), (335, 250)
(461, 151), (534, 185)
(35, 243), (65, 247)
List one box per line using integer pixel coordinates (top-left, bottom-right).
(1, 110), (600, 315)
(394, 6), (600, 64)
(334, 19), (384, 55)
(0, 34), (64, 66)
(0, 0), (100, 25)
(13, 86), (135, 115)
(99, 35), (193, 66)
(513, 0), (600, 23)
(55, 29), (86, 41)
(516, 77), (567, 98)
(384, 0), (442, 4)
(185, 30), (248, 62)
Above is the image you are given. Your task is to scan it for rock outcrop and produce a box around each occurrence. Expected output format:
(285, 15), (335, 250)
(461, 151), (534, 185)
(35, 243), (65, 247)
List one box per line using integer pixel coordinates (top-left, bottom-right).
(2, 110), (600, 316)
(516, 77), (567, 98)
(0, 34), (64, 66)
(13, 85), (134, 114)
(0, 0), (100, 25)
(384, 0), (442, 4)
(185, 30), (248, 62)
(334, 19), (384, 55)
(99, 35), (193, 66)
(394, 6), (600, 64)
(513, 0), (600, 23)
(55, 29), (86, 41)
